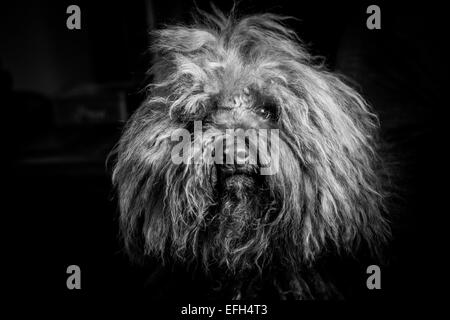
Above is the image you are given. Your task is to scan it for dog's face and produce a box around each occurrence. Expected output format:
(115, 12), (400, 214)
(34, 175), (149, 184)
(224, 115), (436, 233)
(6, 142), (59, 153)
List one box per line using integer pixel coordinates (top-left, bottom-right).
(113, 12), (389, 280)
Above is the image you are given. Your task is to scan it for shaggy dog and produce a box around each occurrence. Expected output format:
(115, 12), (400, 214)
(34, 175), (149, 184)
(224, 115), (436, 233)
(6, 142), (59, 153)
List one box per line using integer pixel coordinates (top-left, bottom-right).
(112, 9), (390, 299)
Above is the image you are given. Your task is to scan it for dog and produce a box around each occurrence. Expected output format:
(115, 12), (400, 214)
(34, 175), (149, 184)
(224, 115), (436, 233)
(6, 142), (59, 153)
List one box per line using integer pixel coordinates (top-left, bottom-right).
(112, 9), (390, 300)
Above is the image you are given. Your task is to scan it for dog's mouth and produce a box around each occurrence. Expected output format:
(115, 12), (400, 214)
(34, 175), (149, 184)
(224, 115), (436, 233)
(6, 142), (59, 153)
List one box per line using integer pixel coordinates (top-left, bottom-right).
(218, 164), (258, 178)
(214, 164), (261, 196)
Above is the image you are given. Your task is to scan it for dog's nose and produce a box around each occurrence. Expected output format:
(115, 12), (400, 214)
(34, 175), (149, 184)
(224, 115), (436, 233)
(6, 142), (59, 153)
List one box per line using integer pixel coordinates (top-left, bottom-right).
(223, 140), (247, 164)
(222, 130), (255, 165)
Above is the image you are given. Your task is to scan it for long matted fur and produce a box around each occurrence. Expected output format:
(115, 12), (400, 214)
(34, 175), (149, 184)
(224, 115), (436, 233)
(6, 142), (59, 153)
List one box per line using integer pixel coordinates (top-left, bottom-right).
(112, 9), (390, 299)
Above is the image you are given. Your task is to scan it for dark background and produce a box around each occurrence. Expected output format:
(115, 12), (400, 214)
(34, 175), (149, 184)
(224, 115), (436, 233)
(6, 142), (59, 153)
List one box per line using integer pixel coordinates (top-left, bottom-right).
(2, 0), (446, 307)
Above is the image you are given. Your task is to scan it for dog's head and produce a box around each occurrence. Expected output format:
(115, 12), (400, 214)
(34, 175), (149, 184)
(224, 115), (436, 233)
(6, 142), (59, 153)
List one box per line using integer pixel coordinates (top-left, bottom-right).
(113, 11), (389, 276)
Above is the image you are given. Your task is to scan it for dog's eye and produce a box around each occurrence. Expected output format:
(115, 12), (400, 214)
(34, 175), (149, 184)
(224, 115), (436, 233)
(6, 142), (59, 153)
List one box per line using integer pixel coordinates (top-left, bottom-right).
(255, 104), (278, 121)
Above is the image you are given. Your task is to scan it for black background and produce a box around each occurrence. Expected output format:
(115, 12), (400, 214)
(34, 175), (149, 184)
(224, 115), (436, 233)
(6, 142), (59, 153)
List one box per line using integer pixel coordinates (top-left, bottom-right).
(2, 0), (447, 312)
